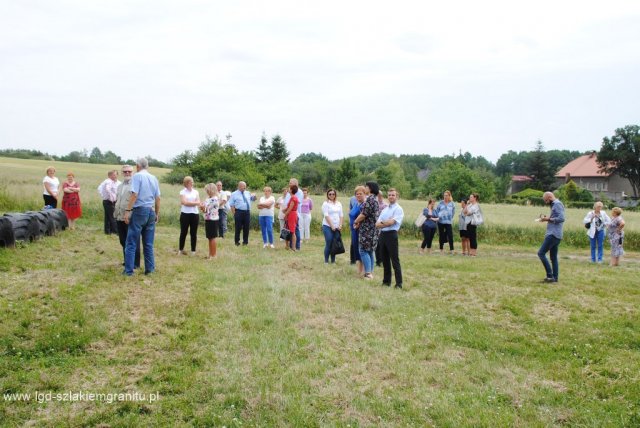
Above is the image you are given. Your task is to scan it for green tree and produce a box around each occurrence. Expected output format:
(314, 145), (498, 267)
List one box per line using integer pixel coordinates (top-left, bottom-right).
(89, 147), (103, 164)
(172, 135), (265, 188)
(335, 158), (359, 191)
(424, 161), (495, 202)
(527, 141), (556, 191)
(269, 134), (289, 163)
(103, 150), (122, 165)
(597, 125), (640, 197)
(256, 133), (271, 163)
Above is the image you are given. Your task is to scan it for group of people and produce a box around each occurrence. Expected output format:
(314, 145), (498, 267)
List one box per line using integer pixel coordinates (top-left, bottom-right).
(346, 182), (405, 288)
(173, 177), (313, 258)
(42, 164), (630, 283)
(418, 190), (484, 256)
(42, 160), (160, 275)
(537, 192), (626, 284)
(42, 166), (82, 229)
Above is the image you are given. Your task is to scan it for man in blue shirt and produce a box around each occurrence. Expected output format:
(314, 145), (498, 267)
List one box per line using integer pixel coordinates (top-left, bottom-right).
(123, 158), (161, 275)
(538, 191), (565, 283)
(375, 188), (404, 289)
(228, 181), (255, 246)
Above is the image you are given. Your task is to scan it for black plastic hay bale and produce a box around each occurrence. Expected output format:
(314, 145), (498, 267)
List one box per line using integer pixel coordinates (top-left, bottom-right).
(3, 213), (41, 242)
(25, 211), (56, 237)
(46, 208), (69, 231)
(0, 217), (15, 248)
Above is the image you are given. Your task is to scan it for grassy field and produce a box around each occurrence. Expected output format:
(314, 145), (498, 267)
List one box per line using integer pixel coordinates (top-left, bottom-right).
(1, 157), (640, 426)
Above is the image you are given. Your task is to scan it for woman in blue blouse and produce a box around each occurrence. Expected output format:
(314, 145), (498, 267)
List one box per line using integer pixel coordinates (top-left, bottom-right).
(435, 190), (455, 254)
(349, 185), (366, 276)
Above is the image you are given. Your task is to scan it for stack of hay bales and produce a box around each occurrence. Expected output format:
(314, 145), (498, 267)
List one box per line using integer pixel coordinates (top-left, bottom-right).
(1, 208), (68, 248)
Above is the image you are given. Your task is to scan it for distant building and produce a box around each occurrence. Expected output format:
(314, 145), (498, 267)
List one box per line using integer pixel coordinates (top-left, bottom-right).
(555, 152), (634, 203)
(508, 175), (533, 195)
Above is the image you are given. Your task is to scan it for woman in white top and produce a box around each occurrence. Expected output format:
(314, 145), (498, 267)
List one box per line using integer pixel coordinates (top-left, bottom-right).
(200, 183), (220, 259)
(258, 186), (276, 248)
(583, 201), (611, 263)
(321, 188), (344, 263)
(42, 166), (60, 208)
(463, 193), (482, 256)
(178, 176), (201, 255)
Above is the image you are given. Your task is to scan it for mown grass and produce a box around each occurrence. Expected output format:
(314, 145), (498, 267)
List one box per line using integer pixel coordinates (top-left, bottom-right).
(1, 215), (639, 426)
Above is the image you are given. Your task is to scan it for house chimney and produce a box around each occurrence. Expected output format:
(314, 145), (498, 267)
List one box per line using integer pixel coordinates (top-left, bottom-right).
(565, 173), (570, 183)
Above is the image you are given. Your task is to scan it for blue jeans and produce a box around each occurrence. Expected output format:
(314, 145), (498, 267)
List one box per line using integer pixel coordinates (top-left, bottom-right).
(359, 248), (374, 274)
(259, 215), (274, 244)
(125, 206), (156, 275)
(538, 234), (561, 280)
(322, 225), (337, 263)
(590, 229), (605, 262)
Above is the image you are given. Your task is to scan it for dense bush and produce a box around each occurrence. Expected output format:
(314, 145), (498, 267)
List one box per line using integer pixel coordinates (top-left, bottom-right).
(511, 188), (544, 199)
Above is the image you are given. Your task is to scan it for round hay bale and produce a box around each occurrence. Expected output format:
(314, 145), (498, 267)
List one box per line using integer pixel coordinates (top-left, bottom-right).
(3, 213), (41, 242)
(0, 217), (15, 248)
(25, 211), (56, 237)
(46, 208), (69, 231)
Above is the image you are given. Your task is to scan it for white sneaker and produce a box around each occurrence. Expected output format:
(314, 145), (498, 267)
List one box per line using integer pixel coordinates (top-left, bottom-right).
(269, 244), (275, 248)
(191, 251), (196, 256)
(263, 244), (268, 248)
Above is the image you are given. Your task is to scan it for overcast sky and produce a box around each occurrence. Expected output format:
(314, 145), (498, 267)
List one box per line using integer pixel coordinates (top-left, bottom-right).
(1, 0), (639, 164)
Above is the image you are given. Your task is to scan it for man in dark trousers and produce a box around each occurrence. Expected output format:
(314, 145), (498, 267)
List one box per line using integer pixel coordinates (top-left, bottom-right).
(376, 188), (405, 289)
(98, 170), (120, 234)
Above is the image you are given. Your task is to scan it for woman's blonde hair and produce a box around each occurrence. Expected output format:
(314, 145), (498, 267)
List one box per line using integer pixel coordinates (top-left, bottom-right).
(66, 172), (74, 178)
(354, 185), (366, 195)
(183, 176), (194, 186)
(46, 166), (55, 174)
(204, 183), (218, 197)
(593, 201), (604, 210)
(611, 207), (623, 216)
(263, 186), (272, 193)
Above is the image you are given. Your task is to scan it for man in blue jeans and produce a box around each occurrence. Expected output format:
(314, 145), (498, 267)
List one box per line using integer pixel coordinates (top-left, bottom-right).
(123, 157), (161, 276)
(538, 191), (565, 283)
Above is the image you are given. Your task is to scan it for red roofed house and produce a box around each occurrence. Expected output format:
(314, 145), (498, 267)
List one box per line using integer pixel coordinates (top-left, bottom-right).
(555, 152), (633, 202)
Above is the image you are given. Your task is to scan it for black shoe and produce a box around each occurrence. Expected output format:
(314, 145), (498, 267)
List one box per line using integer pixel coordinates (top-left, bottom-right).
(235, 242), (241, 246)
(382, 282), (391, 287)
(543, 277), (558, 283)
(394, 284), (403, 289)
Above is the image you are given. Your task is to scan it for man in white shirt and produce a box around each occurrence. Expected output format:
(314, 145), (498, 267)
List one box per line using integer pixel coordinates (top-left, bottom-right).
(98, 170), (121, 235)
(376, 188), (404, 289)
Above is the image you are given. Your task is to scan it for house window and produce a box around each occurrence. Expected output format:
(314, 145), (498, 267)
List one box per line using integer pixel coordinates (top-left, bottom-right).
(594, 182), (600, 191)
(603, 181), (608, 191)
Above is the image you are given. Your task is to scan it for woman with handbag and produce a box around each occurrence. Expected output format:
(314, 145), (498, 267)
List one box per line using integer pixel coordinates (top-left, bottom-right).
(583, 201), (611, 263)
(420, 198), (439, 254)
(283, 185), (300, 251)
(321, 188), (344, 263)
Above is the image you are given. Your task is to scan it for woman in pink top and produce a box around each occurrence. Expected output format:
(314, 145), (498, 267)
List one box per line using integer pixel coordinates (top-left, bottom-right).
(299, 187), (314, 242)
